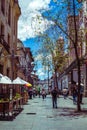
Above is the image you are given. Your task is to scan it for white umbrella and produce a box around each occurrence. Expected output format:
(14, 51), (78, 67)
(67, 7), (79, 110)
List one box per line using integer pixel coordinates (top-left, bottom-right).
(0, 73), (3, 78)
(20, 79), (32, 87)
(12, 77), (26, 85)
(76, 82), (84, 86)
(0, 76), (12, 84)
(21, 79), (29, 84)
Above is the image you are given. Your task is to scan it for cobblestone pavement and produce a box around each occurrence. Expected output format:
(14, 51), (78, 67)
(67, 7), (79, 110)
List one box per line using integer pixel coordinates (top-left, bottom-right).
(0, 95), (87, 130)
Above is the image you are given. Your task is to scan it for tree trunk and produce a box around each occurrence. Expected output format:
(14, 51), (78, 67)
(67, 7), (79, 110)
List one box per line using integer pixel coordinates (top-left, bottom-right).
(72, 0), (81, 111)
(54, 69), (58, 88)
(77, 59), (81, 111)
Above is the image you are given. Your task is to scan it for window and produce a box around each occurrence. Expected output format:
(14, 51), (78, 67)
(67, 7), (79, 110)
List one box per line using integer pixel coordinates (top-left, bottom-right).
(14, 18), (15, 35)
(14, 18), (17, 35)
(1, 0), (5, 15)
(86, 1), (87, 12)
(7, 68), (10, 77)
(84, 16), (87, 28)
(1, 24), (4, 35)
(86, 33), (87, 54)
(0, 64), (3, 74)
(8, 5), (11, 26)
(8, 34), (10, 46)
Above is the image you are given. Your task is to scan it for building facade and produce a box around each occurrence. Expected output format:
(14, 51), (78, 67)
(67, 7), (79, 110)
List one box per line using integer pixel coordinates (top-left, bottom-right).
(57, 1), (87, 96)
(0, 0), (21, 80)
(16, 39), (35, 86)
(78, 1), (87, 95)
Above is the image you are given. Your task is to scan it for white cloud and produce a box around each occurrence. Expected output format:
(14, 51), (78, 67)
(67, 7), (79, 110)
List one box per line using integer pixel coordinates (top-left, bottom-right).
(36, 68), (46, 80)
(37, 69), (45, 76)
(28, 0), (50, 11)
(34, 53), (43, 61)
(18, 0), (53, 41)
(35, 53), (52, 61)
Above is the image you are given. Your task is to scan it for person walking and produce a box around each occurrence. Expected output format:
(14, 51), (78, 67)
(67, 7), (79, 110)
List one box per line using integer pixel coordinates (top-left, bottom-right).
(28, 89), (33, 99)
(38, 87), (41, 98)
(72, 85), (78, 104)
(62, 88), (69, 99)
(51, 87), (58, 108)
(41, 88), (46, 100)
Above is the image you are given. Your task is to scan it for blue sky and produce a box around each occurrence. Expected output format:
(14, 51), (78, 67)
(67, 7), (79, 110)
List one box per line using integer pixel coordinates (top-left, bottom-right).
(18, 0), (58, 80)
(18, 0), (81, 80)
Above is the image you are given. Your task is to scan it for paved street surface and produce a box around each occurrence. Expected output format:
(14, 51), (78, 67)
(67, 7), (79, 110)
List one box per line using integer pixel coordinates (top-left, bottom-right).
(0, 95), (87, 130)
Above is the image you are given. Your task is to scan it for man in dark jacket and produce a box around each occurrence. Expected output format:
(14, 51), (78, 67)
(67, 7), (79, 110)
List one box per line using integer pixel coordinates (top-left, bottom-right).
(51, 87), (58, 108)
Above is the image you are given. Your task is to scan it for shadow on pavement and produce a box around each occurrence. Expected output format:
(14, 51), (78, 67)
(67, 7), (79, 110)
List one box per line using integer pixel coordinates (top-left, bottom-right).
(57, 107), (87, 118)
(0, 108), (23, 121)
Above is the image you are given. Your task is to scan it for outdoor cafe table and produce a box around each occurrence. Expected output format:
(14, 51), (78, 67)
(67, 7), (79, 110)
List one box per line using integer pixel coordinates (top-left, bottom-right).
(13, 97), (23, 111)
(0, 97), (23, 117)
(0, 101), (13, 117)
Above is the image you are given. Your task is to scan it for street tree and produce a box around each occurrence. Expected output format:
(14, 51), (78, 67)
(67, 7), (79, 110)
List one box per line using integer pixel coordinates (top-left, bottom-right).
(33, 0), (86, 111)
(40, 0), (85, 111)
(35, 33), (67, 90)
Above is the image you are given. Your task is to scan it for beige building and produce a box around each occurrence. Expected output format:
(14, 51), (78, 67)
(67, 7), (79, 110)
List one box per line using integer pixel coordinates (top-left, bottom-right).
(68, 15), (80, 64)
(24, 48), (34, 85)
(0, 0), (21, 80)
(17, 39), (35, 86)
(16, 39), (26, 80)
(58, 2), (87, 96)
(78, 1), (87, 95)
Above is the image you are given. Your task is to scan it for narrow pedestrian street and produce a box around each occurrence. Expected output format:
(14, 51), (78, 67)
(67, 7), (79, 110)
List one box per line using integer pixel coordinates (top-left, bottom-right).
(0, 95), (87, 130)
(0, 1), (87, 130)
